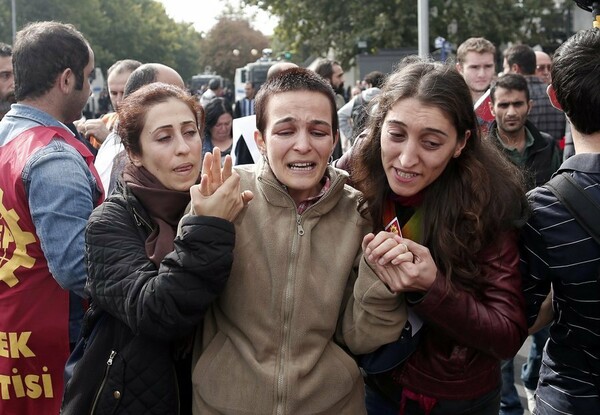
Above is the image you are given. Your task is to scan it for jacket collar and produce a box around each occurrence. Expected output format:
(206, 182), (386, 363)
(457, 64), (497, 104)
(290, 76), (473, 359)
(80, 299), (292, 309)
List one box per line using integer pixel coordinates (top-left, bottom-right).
(255, 157), (349, 214)
(488, 120), (552, 155)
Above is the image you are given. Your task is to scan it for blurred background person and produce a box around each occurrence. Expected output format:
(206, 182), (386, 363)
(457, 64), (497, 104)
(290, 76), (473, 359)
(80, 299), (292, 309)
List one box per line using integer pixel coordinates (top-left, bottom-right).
(78, 59), (142, 148)
(534, 51), (552, 85)
(337, 70), (386, 151)
(203, 97), (234, 164)
(0, 42), (15, 119)
(200, 77), (224, 108)
(233, 81), (256, 118)
(503, 44), (566, 148)
(455, 37), (496, 103)
(310, 58), (346, 159)
(311, 58), (346, 110)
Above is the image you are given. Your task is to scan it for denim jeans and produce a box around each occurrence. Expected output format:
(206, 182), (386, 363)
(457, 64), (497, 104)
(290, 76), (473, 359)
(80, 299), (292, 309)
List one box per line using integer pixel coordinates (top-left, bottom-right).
(500, 359), (524, 415)
(521, 327), (549, 390)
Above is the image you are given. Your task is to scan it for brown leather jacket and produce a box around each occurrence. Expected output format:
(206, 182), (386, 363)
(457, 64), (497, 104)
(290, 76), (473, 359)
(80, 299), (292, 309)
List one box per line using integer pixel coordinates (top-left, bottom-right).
(395, 231), (527, 400)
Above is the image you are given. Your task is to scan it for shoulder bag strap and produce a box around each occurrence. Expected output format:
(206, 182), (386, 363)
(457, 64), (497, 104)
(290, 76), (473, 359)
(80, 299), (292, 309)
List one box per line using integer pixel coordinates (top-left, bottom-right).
(544, 172), (600, 245)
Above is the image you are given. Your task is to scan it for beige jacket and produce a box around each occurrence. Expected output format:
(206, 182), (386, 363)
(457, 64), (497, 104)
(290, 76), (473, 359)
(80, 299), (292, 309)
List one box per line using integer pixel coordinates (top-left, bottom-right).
(191, 161), (407, 415)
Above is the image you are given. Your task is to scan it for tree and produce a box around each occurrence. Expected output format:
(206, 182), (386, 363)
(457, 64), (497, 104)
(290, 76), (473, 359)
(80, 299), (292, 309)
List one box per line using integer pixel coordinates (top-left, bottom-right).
(244, 0), (572, 68)
(198, 17), (270, 82)
(0, 0), (203, 81)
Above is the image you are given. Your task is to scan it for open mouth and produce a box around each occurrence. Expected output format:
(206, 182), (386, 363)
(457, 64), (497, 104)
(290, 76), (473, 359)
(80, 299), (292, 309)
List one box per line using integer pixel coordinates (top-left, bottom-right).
(395, 168), (418, 179)
(288, 162), (316, 171)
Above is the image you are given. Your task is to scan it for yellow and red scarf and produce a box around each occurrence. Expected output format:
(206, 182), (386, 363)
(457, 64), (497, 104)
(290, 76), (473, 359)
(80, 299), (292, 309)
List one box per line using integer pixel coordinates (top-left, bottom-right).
(383, 195), (423, 243)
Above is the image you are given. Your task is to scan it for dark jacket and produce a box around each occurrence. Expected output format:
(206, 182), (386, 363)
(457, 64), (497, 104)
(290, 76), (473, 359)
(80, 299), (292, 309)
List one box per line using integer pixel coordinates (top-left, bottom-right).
(370, 232), (527, 402)
(489, 120), (561, 190)
(61, 183), (235, 415)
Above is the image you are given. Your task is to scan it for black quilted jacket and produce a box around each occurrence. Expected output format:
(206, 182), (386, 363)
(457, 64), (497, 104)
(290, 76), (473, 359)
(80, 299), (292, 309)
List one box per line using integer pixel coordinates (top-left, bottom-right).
(61, 183), (235, 415)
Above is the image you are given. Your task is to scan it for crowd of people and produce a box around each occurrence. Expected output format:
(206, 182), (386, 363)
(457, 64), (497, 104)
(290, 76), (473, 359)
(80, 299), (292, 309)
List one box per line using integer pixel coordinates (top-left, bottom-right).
(0, 18), (598, 415)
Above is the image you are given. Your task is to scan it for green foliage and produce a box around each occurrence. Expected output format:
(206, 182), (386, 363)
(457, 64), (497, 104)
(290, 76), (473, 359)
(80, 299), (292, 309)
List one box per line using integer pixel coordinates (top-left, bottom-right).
(198, 17), (270, 82)
(0, 0), (572, 85)
(244, 0), (572, 68)
(0, 0), (202, 81)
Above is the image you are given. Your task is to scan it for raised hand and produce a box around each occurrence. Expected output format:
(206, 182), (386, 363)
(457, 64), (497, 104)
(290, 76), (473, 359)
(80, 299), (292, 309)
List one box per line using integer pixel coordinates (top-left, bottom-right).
(189, 147), (253, 221)
(199, 147), (232, 197)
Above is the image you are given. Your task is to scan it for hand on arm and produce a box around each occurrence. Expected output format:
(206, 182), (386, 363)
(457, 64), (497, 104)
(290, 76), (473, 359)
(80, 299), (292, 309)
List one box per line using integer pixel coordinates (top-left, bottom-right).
(189, 147), (253, 221)
(363, 232), (437, 293)
(83, 118), (111, 144)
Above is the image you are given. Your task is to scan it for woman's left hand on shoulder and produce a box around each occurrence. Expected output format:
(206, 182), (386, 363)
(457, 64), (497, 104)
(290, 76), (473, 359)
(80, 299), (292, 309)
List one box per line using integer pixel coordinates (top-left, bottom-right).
(363, 232), (437, 293)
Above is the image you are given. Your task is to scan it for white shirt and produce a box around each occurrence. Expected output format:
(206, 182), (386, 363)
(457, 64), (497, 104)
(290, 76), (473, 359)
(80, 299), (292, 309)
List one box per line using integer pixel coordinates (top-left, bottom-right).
(94, 131), (124, 193)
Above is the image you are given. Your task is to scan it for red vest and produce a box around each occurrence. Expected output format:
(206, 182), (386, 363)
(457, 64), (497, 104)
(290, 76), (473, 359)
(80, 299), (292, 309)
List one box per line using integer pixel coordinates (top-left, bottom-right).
(0, 126), (103, 414)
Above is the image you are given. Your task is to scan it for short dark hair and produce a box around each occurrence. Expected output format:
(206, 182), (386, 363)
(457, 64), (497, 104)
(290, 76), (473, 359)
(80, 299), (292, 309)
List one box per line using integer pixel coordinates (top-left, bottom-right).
(364, 71), (386, 89)
(490, 73), (530, 103)
(107, 59), (142, 77)
(123, 64), (159, 98)
(254, 67), (338, 137)
(503, 44), (536, 75)
(117, 83), (203, 156)
(208, 78), (221, 91)
(13, 21), (90, 101)
(0, 42), (11, 57)
(552, 28), (600, 134)
(203, 97), (233, 135)
(312, 58), (341, 82)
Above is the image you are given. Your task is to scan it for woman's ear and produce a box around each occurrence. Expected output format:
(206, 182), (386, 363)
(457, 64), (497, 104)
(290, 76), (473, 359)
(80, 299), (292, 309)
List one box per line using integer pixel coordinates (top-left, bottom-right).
(454, 130), (470, 158)
(254, 130), (266, 154)
(332, 130), (340, 155)
(128, 150), (143, 167)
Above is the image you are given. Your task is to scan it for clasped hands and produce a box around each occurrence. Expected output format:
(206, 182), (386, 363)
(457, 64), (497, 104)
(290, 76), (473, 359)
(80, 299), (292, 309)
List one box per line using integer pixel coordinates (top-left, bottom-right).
(189, 148), (253, 222)
(362, 231), (437, 293)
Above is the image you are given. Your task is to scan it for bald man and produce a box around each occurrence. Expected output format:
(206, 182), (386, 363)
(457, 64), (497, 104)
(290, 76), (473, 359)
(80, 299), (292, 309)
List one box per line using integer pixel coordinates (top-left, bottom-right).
(123, 63), (185, 96)
(267, 62), (298, 80)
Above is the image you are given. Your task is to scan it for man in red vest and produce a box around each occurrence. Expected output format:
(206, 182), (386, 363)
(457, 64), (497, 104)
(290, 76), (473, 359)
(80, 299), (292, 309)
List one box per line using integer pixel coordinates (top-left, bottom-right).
(0, 21), (103, 413)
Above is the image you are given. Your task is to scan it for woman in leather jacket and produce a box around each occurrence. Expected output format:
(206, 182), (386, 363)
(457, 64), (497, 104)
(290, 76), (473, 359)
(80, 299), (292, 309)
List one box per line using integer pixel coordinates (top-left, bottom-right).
(350, 61), (529, 415)
(61, 83), (252, 414)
